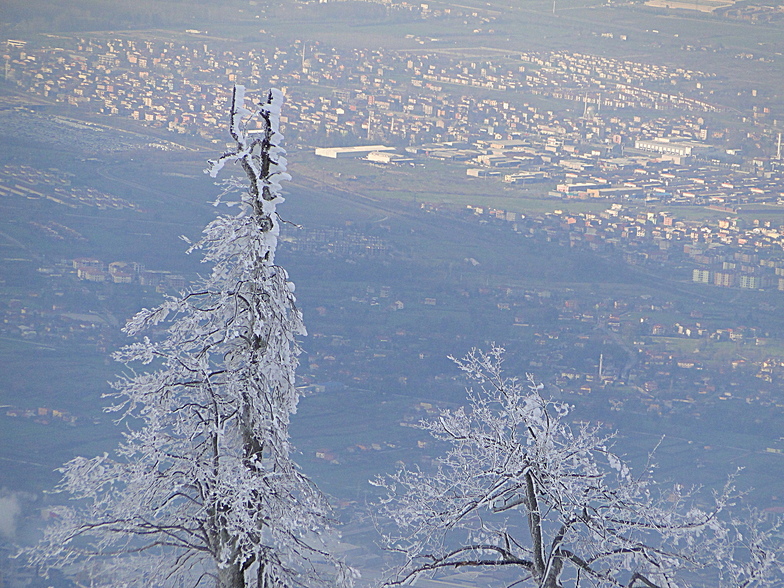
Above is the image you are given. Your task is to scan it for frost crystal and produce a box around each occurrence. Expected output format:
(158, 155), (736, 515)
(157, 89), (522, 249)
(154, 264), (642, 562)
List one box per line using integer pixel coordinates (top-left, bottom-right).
(373, 346), (784, 588)
(26, 86), (353, 588)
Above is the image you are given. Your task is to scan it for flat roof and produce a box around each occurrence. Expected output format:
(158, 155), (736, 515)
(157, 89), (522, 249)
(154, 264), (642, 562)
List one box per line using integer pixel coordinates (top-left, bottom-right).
(315, 145), (395, 154)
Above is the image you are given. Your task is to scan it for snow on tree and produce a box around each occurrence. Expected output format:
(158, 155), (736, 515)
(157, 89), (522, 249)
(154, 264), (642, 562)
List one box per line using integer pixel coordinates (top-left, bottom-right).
(25, 86), (355, 588)
(372, 347), (784, 588)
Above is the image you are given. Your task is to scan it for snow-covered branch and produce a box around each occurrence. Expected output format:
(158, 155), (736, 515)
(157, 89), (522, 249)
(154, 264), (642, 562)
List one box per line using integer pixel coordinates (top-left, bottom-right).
(372, 346), (784, 588)
(25, 86), (354, 588)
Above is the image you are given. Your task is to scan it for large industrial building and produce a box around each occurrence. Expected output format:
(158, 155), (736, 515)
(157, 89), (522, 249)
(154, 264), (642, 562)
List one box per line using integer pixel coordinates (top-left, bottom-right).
(634, 138), (708, 157)
(314, 145), (395, 159)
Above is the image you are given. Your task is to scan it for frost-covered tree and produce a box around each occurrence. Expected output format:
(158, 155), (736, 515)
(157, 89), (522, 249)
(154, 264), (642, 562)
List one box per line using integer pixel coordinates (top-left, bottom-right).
(372, 347), (783, 588)
(26, 86), (354, 588)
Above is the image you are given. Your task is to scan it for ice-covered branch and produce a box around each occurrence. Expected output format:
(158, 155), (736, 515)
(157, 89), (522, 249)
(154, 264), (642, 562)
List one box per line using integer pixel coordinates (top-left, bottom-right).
(24, 87), (352, 588)
(373, 346), (784, 588)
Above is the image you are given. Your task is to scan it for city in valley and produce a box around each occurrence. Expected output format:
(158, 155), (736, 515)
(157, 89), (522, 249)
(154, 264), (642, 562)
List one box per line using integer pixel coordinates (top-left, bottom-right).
(2, 0), (784, 585)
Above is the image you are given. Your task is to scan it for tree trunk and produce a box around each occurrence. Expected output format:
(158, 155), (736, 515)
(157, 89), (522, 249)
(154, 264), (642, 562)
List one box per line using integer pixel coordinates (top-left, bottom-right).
(217, 562), (245, 588)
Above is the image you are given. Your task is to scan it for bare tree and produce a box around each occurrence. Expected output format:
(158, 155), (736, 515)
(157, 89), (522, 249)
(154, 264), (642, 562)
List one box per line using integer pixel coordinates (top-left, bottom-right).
(372, 347), (783, 588)
(26, 86), (355, 588)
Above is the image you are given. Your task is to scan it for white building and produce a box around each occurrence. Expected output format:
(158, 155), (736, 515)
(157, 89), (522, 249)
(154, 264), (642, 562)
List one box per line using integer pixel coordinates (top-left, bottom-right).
(367, 151), (413, 165)
(634, 138), (707, 157)
(315, 145), (395, 159)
